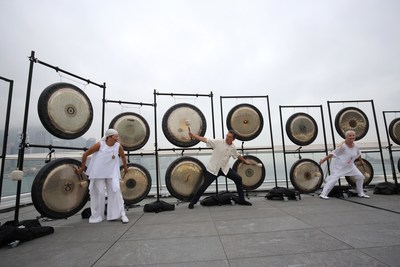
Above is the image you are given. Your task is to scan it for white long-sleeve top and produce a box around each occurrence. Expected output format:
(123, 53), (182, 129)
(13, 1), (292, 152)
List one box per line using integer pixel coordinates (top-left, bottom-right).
(205, 138), (240, 176)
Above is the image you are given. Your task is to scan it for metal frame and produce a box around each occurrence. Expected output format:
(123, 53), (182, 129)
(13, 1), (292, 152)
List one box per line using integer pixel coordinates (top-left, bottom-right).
(279, 105), (328, 188)
(154, 90), (215, 199)
(327, 100), (387, 184)
(220, 95), (277, 189)
(13, 51), (105, 222)
(382, 111), (400, 186)
(0, 76), (13, 203)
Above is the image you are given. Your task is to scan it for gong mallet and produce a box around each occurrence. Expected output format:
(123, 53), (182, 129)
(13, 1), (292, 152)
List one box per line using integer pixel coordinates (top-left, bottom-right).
(185, 119), (193, 140)
(249, 162), (263, 168)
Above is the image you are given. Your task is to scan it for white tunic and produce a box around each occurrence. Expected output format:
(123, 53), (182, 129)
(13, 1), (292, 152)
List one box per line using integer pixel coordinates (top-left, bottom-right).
(206, 139), (240, 176)
(330, 143), (361, 176)
(86, 140), (121, 192)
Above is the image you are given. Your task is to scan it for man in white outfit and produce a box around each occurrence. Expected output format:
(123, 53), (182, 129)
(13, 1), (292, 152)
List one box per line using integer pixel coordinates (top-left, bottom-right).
(77, 129), (129, 223)
(319, 130), (370, 200)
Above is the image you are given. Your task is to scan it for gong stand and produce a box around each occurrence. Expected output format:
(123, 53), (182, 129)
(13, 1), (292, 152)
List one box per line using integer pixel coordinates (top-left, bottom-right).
(220, 95), (277, 193)
(155, 90), (215, 203)
(104, 99), (155, 208)
(279, 105), (328, 189)
(327, 100), (387, 185)
(12, 51), (106, 223)
(383, 111), (400, 186)
(0, 77), (13, 204)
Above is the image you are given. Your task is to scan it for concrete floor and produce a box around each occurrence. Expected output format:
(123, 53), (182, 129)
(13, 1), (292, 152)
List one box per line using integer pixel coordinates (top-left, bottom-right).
(1, 190), (400, 267)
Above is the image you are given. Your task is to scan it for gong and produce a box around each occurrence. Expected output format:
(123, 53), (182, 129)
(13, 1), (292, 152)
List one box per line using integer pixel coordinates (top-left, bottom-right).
(345, 158), (374, 186)
(38, 82), (93, 139)
(162, 103), (207, 147)
(165, 156), (205, 201)
(226, 103), (264, 141)
(334, 107), (369, 141)
(120, 163), (151, 204)
(31, 158), (89, 219)
(286, 112), (318, 146)
(232, 155), (265, 190)
(109, 112), (150, 151)
(389, 118), (400, 145)
(290, 158), (323, 193)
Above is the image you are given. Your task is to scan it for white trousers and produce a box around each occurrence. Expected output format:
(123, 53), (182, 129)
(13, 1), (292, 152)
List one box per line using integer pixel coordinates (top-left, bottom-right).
(89, 179), (126, 223)
(321, 172), (364, 197)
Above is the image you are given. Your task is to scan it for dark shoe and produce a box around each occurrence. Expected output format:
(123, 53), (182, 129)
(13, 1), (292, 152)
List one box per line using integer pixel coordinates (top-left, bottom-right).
(238, 200), (252, 206)
(188, 203), (194, 209)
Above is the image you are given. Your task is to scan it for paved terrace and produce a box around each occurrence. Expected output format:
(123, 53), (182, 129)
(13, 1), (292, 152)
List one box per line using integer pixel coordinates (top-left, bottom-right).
(1, 189), (400, 267)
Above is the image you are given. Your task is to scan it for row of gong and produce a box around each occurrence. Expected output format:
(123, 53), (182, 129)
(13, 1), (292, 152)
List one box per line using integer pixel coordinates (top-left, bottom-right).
(32, 82), (400, 219)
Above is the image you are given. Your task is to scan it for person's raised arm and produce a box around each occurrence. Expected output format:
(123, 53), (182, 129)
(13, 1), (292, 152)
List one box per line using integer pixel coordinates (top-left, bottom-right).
(189, 131), (207, 143)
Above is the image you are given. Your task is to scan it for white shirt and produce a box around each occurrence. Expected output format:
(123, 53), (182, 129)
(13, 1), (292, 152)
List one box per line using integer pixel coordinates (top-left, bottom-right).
(205, 138), (240, 175)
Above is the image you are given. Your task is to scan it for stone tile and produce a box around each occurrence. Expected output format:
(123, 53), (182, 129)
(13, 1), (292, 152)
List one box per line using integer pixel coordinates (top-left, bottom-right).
(360, 245), (400, 267)
(94, 237), (226, 266)
(132, 260), (230, 267)
(0, 239), (110, 267)
(321, 222), (400, 248)
(121, 221), (217, 240)
(220, 228), (351, 259)
(228, 249), (387, 267)
(216, 216), (312, 234)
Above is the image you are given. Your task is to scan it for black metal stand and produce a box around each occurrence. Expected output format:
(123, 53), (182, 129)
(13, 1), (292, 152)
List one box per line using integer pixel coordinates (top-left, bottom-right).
(220, 95), (277, 193)
(327, 100), (387, 185)
(0, 77), (13, 204)
(13, 51), (105, 223)
(383, 111), (400, 186)
(279, 105), (329, 189)
(153, 90), (215, 206)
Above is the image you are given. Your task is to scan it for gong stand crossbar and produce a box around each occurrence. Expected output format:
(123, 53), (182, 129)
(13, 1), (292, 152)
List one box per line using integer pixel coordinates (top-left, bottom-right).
(220, 95), (277, 190)
(0, 77), (13, 204)
(12, 51), (106, 223)
(383, 111), (400, 186)
(26, 143), (88, 151)
(279, 105), (329, 189)
(327, 100), (387, 185)
(154, 90), (215, 202)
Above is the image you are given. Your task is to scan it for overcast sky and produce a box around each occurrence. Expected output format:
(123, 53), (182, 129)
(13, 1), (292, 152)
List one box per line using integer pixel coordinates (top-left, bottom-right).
(1, 0), (399, 148)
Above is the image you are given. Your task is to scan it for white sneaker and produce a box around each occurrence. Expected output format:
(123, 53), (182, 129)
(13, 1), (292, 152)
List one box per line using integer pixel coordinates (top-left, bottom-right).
(358, 194), (370, 199)
(319, 194), (329, 200)
(121, 215), (129, 224)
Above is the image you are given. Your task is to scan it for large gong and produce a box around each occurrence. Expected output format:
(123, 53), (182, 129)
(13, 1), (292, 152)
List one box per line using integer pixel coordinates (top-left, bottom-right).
(389, 118), (400, 145)
(334, 107), (369, 140)
(226, 104), (263, 141)
(290, 158), (323, 193)
(109, 112), (150, 151)
(345, 158), (374, 186)
(165, 156), (205, 201)
(38, 82), (93, 139)
(162, 103), (207, 147)
(232, 155), (265, 190)
(120, 163), (151, 204)
(286, 113), (318, 146)
(31, 158), (89, 219)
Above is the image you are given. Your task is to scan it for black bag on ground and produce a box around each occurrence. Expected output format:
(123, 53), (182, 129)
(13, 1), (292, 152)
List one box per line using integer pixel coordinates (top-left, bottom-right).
(200, 192), (236, 206)
(143, 200), (175, 213)
(265, 187), (300, 200)
(373, 182), (399, 195)
(328, 185), (352, 198)
(0, 219), (54, 247)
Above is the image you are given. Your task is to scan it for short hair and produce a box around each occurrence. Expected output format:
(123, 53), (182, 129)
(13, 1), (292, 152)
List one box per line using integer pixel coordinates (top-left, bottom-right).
(345, 130), (356, 137)
(227, 129), (237, 139)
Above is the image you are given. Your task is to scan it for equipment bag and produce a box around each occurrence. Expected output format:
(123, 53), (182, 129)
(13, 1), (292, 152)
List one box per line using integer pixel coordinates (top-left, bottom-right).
(265, 187), (300, 200)
(373, 182), (399, 195)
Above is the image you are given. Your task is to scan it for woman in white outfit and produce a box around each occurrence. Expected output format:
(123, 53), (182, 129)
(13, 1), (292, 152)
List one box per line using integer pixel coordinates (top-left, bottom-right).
(319, 130), (370, 200)
(77, 129), (129, 223)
